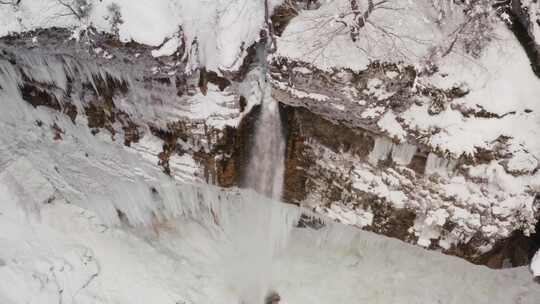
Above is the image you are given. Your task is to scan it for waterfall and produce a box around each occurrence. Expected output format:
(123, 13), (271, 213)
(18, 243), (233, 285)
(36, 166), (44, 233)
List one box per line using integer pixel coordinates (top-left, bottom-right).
(231, 39), (288, 303)
(244, 49), (286, 200)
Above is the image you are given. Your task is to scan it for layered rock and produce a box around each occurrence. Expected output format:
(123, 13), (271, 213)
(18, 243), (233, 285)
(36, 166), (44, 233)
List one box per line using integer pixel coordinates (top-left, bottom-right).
(267, 0), (540, 267)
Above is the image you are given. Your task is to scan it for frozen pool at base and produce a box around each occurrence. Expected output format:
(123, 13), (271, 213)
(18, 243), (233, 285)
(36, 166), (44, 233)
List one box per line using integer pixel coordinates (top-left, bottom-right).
(0, 185), (538, 304)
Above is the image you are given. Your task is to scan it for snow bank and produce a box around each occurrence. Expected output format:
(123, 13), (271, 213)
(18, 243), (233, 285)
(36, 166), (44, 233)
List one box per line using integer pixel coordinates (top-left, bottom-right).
(377, 111), (406, 141)
(276, 0), (443, 71)
(0, 0), (283, 73)
(403, 23), (540, 164)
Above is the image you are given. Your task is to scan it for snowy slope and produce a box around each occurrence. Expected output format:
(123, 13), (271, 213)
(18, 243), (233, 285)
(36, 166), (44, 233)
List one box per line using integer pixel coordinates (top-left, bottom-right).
(1, 181), (539, 303)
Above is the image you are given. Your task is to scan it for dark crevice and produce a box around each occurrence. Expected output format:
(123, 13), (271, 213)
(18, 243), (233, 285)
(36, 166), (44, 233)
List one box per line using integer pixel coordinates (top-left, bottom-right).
(501, 5), (540, 78)
(478, 218), (540, 269)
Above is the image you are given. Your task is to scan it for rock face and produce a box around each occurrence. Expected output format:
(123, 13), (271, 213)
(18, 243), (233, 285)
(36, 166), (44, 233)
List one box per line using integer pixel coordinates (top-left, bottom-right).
(2, 14), (539, 270)
(277, 99), (539, 267)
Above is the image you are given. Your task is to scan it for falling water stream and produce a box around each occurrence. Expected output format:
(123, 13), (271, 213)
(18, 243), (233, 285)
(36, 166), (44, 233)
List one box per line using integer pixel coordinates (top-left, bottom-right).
(233, 37), (287, 303)
(244, 49), (286, 201)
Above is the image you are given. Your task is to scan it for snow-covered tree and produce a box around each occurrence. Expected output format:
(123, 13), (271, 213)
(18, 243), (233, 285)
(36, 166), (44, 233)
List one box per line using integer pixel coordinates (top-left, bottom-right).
(56, 0), (93, 21)
(432, 0), (507, 58)
(105, 2), (123, 37)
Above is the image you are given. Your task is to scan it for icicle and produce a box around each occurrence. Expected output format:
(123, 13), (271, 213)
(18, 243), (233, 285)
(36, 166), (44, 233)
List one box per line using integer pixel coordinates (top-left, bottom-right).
(17, 53), (68, 91)
(425, 153), (457, 176)
(0, 59), (23, 96)
(532, 249), (540, 277)
(368, 136), (394, 165)
(9, 50), (127, 99)
(391, 142), (417, 166)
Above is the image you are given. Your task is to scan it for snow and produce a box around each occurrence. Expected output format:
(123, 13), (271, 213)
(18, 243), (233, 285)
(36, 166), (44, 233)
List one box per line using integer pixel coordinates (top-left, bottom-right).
(272, 79), (330, 102)
(319, 203), (373, 228)
(276, 0), (443, 71)
(361, 106), (385, 119)
(401, 23), (540, 170)
(378, 111), (406, 141)
(161, 0), (283, 72)
(100, 0), (178, 46)
(169, 154), (200, 182)
(468, 161), (524, 194)
(151, 36), (182, 57)
(365, 78), (395, 101)
(351, 165), (407, 209)
(175, 84), (239, 128)
(292, 66), (312, 75)
(413, 209), (450, 248)
(506, 149), (539, 174)
(130, 134), (164, 164)
(0, 0), (282, 73)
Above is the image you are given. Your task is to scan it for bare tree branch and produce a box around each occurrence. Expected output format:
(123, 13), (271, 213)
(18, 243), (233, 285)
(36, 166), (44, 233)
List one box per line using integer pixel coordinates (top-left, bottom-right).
(56, 0), (83, 20)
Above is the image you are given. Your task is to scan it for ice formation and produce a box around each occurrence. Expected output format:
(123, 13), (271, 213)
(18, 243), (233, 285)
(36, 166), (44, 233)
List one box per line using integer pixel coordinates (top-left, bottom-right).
(391, 142), (417, 166)
(425, 152), (457, 177)
(0, 185), (539, 303)
(368, 137), (417, 167)
(368, 136), (393, 165)
(532, 250), (540, 277)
